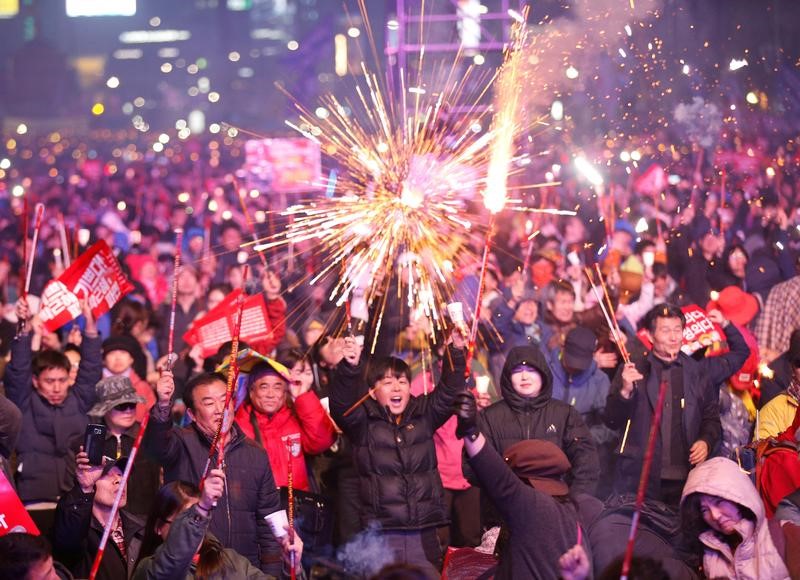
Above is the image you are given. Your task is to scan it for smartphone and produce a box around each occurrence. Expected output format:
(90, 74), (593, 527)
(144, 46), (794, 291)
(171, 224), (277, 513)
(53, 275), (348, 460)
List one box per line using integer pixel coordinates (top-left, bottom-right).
(84, 424), (107, 466)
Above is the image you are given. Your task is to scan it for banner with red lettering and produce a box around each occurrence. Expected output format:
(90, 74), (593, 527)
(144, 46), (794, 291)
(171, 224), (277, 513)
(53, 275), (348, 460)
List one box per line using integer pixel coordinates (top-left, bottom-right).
(183, 289), (273, 357)
(0, 471), (39, 536)
(635, 305), (728, 357)
(39, 241), (134, 332)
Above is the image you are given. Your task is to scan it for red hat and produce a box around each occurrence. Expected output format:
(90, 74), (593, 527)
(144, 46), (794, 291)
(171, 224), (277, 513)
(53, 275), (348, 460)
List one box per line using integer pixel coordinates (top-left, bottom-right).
(706, 286), (759, 327)
(729, 329), (760, 392)
(503, 440), (571, 496)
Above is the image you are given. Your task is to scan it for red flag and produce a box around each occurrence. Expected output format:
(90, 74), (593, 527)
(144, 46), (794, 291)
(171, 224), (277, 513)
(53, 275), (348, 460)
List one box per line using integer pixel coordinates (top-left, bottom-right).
(0, 471), (39, 535)
(634, 164), (668, 195)
(183, 289), (273, 357)
(39, 241), (133, 332)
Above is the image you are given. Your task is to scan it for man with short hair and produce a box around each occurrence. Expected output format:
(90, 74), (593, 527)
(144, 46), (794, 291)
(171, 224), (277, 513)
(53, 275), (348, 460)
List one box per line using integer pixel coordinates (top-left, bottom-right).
(606, 303), (749, 504)
(4, 297), (102, 537)
(590, 303), (750, 577)
(330, 333), (467, 577)
(143, 370), (285, 575)
(540, 280), (579, 351)
(0, 533), (62, 580)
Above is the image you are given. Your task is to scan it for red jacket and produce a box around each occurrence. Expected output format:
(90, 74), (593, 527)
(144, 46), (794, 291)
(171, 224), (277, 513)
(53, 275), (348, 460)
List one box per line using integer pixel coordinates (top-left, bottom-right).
(235, 391), (336, 491)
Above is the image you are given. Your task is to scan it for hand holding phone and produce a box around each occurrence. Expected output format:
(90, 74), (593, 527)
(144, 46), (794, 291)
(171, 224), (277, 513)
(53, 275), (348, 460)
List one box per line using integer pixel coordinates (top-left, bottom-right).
(84, 424), (107, 466)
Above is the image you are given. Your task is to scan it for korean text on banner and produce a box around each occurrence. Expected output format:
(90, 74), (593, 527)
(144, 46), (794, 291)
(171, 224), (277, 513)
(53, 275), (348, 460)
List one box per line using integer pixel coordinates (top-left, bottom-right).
(39, 241), (134, 332)
(183, 289), (273, 357)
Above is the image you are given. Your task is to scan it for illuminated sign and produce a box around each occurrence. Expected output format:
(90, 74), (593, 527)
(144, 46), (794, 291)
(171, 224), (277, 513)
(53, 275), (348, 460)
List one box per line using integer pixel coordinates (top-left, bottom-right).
(66, 0), (136, 17)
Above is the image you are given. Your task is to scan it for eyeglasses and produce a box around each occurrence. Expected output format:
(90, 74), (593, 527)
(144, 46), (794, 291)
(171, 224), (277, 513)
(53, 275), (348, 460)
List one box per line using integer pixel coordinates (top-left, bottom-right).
(113, 402), (137, 412)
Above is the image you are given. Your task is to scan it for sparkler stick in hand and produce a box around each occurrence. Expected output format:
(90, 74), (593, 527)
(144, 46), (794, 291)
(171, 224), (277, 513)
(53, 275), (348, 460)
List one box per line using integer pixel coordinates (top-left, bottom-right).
(200, 266), (249, 485)
(88, 413), (150, 580)
(165, 228), (184, 371)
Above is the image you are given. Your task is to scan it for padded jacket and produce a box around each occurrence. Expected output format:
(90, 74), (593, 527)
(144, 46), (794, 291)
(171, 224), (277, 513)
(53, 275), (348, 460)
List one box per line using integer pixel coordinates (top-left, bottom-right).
(143, 404), (282, 575)
(4, 332), (102, 503)
(330, 347), (467, 531)
(478, 345), (600, 496)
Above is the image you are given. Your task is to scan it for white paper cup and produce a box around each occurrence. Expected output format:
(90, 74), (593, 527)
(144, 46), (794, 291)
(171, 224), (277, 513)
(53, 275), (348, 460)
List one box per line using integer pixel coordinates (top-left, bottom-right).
(447, 302), (465, 324)
(264, 509), (289, 538)
(475, 376), (490, 395)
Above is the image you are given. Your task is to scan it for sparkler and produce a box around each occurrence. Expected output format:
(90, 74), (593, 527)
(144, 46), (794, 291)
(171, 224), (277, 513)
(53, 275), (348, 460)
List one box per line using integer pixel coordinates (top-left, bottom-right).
(241, 2), (552, 351)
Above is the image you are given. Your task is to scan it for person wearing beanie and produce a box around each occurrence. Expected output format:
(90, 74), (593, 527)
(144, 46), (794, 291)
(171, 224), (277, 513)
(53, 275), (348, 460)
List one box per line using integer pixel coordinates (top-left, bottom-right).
(455, 392), (586, 580)
(102, 335), (155, 423)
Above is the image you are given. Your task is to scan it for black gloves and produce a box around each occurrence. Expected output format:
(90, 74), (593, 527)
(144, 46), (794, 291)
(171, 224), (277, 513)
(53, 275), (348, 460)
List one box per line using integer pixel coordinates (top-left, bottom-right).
(453, 392), (480, 441)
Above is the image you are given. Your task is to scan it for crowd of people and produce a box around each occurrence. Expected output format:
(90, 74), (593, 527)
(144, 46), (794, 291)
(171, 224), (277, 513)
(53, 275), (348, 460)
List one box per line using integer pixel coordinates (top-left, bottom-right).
(0, 121), (799, 580)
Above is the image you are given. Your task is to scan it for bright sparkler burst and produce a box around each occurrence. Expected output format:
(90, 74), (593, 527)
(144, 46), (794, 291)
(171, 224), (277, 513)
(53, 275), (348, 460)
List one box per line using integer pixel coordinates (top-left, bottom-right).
(249, 5), (564, 349)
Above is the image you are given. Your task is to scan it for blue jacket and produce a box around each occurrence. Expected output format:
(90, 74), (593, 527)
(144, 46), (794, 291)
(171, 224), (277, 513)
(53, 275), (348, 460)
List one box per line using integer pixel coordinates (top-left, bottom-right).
(546, 351), (613, 444)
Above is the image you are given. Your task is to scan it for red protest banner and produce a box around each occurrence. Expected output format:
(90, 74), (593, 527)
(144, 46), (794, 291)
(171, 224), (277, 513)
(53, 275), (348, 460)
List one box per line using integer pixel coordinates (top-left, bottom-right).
(39, 241), (133, 332)
(183, 289), (273, 357)
(0, 471), (39, 536)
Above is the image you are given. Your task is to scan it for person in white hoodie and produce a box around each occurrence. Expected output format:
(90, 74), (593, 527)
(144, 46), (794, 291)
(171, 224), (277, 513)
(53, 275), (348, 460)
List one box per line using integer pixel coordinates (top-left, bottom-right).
(680, 457), (790, 580)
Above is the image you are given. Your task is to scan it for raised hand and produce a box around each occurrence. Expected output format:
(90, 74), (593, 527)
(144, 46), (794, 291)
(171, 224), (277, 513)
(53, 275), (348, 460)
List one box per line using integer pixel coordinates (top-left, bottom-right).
(156, 370), (175, 405)
(453, 392), (479, 440)
(199, 468), (225, 510)
(76, 448), (105, 494)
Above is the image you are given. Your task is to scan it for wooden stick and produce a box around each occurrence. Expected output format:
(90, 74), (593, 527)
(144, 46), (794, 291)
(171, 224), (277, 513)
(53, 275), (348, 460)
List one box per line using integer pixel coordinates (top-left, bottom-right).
(342, 387), (377, 417)
(23, 204), (45, 297)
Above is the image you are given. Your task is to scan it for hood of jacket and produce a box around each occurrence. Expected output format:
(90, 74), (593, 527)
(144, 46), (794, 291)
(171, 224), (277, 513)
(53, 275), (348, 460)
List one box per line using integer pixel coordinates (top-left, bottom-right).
(500, 345), (554, 411)
(680, 457), (765, 524)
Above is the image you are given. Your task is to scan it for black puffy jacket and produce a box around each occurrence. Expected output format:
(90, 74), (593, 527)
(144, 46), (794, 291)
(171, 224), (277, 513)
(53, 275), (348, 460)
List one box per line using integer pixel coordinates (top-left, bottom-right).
(478, 345), (600, 496)
(330, 347), (467, 531)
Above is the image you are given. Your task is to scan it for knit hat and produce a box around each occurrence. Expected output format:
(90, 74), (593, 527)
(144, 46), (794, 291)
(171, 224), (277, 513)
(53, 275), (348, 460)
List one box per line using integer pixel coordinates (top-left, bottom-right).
(503, 440), (571, 496)
(88, 376), (145, 417)
(706, 286), (759, 327)
(102, 335), (141, 360)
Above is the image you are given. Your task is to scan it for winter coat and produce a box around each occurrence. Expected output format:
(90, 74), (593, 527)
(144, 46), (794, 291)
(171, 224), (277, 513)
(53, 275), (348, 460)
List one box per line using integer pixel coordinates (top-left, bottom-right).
(478, 345), (600, 496)
(757, 393), (798, 440)
(90, 422), (160, 517)
(490, 299), (542, 354)
(547, 351), (613, 444)
(329, 346), (467, 531)
(468, 441), (582, 580)
(4, 332), (103, 503)
(53, 484), (145, 580)
(605, 323), (749, 499)
(235, 390), (336, 491)
(142, 404), (282, 575)
(132, 504), (273, 580)
(680, 457), (790, 580)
